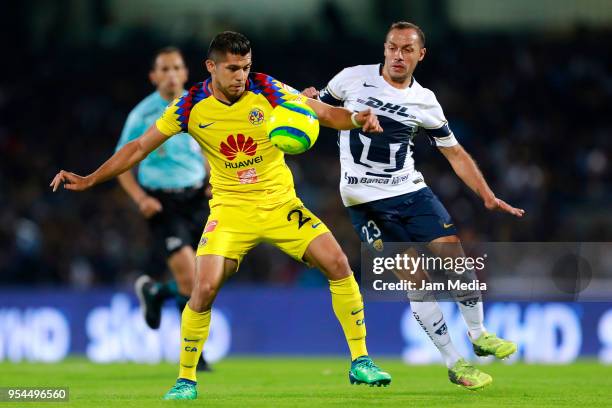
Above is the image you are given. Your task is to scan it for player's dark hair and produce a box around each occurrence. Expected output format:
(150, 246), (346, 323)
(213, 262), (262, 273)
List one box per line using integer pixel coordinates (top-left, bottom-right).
(151, 46), (184, 70)
(387, 22), (426, 47)
(207, 31), (251, 62)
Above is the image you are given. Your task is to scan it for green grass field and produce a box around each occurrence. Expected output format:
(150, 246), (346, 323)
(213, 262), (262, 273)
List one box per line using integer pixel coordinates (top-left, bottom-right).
(0, 357), (610, 407)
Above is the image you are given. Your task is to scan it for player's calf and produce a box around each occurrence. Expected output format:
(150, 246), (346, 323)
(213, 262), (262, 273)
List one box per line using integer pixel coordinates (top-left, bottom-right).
(165, 254), (232, 400)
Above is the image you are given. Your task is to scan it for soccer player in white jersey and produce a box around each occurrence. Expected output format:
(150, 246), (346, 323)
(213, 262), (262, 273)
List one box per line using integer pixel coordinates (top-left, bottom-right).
(304, 21), (525, 390)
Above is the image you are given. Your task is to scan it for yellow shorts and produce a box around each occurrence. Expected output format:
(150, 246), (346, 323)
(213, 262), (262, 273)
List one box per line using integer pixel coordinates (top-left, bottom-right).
(196, 196), (330, 265)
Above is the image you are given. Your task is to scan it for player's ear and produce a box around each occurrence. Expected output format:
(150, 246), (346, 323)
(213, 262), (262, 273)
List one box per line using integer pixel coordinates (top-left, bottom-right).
(205, 59), (215, 75)
(418, 47), (426, 62)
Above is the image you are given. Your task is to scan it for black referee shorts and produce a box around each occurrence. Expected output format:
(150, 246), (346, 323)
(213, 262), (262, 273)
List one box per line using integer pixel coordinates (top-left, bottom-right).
(144, 185), (210, 259)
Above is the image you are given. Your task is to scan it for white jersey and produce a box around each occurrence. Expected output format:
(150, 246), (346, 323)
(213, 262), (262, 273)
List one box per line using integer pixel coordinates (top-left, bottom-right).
(320, 64), (458, 207)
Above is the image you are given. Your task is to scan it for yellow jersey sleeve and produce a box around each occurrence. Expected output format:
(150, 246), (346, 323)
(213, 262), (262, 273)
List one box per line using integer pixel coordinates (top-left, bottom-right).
(155, 82), (211, 136)
(247, 73), (307, 107)
(155, 97), (183, 136)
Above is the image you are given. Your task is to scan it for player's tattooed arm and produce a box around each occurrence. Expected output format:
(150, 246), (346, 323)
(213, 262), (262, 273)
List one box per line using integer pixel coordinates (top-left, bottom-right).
(438, 144), (525, 218)
(50, 124), (170, 192)
(304, 98), (383, 133)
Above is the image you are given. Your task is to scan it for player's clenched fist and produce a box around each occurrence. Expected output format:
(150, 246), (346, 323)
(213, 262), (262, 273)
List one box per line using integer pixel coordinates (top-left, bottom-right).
(49, 170), (92, 192)
(138, 195), (163, 218)
(355, 108), (383, 133)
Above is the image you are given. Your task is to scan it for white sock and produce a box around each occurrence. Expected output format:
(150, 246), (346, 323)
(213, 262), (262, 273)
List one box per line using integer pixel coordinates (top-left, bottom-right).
(410, 300), (462, 368)
(456, 297), (486, 340)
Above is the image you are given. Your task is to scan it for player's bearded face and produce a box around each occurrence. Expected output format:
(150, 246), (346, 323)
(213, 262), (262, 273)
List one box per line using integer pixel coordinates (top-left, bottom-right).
(208, 52), (252, 101)
(150, 52), (188, 95)
(383, 29), (426, 83)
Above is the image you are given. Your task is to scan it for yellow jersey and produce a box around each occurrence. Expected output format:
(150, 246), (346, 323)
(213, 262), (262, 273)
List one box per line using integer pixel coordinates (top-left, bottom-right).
(156, 73), (306, 204)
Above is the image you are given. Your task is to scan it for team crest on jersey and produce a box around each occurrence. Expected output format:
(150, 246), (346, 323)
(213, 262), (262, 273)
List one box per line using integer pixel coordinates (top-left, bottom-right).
(248, 108), (265, 126)
(220, 134), (258, 161)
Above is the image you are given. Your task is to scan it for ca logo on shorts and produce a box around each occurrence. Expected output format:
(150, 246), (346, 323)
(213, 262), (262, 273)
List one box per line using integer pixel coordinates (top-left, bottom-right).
(198, 237), (208, 248)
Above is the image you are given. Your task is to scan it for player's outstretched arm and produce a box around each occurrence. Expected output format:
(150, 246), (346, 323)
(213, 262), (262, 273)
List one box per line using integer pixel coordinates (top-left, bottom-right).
(304, 98), (383, 133)
(50, 124), (170, 192)
(438, 144), (525, 217)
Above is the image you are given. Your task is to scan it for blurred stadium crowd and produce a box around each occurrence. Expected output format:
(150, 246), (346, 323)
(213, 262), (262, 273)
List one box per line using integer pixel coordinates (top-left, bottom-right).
(1, 3), (610, 288)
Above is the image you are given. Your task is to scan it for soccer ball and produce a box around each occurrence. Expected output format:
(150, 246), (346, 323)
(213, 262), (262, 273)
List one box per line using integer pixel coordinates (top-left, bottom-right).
(267, 101), (319, 154)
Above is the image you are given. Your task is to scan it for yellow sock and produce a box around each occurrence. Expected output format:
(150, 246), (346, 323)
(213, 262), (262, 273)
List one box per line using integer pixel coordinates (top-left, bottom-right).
(329, 274), (368, 360)
(178, 305), (211, 382)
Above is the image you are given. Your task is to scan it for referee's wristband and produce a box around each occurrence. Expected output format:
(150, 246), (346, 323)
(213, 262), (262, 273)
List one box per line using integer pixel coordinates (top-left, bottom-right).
(350, 112), (361, 128)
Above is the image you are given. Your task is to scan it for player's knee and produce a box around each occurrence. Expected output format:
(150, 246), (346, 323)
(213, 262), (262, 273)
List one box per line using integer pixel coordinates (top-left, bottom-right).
(429, 236), (464, 258)
(326, 251), (351, 279)
(195, 281), (220, 303)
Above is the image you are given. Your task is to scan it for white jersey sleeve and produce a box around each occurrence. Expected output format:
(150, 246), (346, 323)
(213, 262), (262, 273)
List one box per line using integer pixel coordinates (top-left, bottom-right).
(319, 68), (352, 105)
(420, 91), (458, 148)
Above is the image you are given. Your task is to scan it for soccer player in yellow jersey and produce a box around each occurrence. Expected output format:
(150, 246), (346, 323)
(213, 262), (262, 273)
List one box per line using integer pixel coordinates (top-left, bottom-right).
(50, 31), (391, 400)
